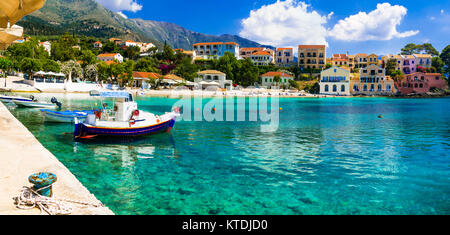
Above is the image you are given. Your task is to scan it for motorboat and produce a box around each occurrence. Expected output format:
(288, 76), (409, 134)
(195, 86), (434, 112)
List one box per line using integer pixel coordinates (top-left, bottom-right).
(13, 97), (61, 109)
(73, 91), (180, 140)
(41, 109), (94, 123)
(0, 94), (33, 103)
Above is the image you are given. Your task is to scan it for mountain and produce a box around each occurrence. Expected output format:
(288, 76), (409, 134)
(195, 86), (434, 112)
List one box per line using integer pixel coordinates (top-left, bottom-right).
(17, 0), (271, 50)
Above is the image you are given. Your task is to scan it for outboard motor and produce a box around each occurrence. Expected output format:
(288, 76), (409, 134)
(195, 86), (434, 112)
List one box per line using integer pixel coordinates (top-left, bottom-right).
(51, 97), (62, 109)
(30, 95), (35, 101)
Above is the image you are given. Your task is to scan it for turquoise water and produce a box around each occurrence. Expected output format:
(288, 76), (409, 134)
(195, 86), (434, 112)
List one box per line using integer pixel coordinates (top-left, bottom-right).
(5, 94), (450, 215)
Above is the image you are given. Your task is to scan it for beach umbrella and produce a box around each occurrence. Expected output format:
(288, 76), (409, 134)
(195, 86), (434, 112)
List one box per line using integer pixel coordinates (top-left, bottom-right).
(0, 24), (22, 50)
(0, 0), (46, 28)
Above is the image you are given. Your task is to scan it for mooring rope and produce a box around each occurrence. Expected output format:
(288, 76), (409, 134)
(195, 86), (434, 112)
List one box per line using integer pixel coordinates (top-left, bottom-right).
(15, 186), (104, 215)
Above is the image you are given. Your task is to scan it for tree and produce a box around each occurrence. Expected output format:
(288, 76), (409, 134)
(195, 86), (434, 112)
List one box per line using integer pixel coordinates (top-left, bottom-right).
(273, 75), (281, 86)
(42, 59), (60, 72)
(121, 60), (135, 86)
(391, 70), (404, 83)
(174, 57), (199, 82)
(236, 58), (259, 86)
(135, 57), (160, 73)
(432, 57), (444, 74)
(440, 45), (450, 77)
(0, 57), (12, 87)
(401, 43), (419, 55)
(0, 57), (12, 77)
(214, 52), (239, 82)
(109, 62), (125, 83)
(84, 64), (98, 82)
(385, 58), (398, 76)
(79, 50), (97, 68)
(420, 43), (439, 56)
(102, 41), (120, 53)
(97, 62), (110, 82)
(61, 60), (83, 82)
(289, 79), (299, 90)
(124, 46), (141, 61)
(20, 58), (42, 77)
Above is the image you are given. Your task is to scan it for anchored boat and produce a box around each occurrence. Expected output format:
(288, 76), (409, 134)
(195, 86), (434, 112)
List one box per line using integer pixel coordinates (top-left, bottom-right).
(13, 97), (61, 109)
(0, 95), (33, 103)
(41, 109), (94, 123)
(73, 91), (180, 140)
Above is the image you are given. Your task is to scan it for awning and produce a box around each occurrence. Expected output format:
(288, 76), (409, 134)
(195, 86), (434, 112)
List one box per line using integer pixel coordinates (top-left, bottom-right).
(0, 25), (23, 49)
(0, 0), (46, 28)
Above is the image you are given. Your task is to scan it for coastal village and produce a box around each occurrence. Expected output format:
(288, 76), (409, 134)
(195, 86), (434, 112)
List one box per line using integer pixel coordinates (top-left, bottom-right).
(0, 35), (448, 97)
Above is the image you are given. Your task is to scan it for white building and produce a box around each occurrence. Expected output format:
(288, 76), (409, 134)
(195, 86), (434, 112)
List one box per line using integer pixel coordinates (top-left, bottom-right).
(319, 66), (351, 96)
(193, 42), (240, 59)
(260, 71), (294, 88)
(93, 41), (103, 48)
(250, 51), (273, 66)
(195, 70), (233, 90)
(39, 41), (51, 56)
(97, 53), (124, 63)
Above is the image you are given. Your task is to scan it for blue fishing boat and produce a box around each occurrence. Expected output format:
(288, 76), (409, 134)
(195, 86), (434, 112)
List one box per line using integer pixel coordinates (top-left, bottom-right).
(41, 109), (95, 123)
(73, 91), (180, 140)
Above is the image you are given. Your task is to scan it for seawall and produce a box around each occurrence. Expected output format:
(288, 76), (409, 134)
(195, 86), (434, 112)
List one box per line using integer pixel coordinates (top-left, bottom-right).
(0, 102), (114, 215)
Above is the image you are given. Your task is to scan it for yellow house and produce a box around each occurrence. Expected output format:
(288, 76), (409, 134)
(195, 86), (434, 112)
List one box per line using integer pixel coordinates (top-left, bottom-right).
(367, 54), (379, 66)
(350, 64), (395, 95)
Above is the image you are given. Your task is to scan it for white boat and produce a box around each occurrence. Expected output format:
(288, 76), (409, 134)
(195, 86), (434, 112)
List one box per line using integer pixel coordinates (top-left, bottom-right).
(74, 91), (180, 140)
(13, 97), (61, 109)
(41, 109), (94, 123)
(13, 100), (58, 109)
(0, 95), (33, 103)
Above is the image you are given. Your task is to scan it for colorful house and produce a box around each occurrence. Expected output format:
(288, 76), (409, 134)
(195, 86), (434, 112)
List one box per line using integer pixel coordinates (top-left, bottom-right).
(260, 71), (294, 88)
(275, 48), (294, 67)
(298, 45), (326, 70)
(319, 66), (351, 96)
(195, 70), (233, 90)
(395, 72), (447, 95)
(351, 64), (395, 95)
(193, 42), (240, 59)
(250, 51), (273, 66)
(97, 53), (123, 63)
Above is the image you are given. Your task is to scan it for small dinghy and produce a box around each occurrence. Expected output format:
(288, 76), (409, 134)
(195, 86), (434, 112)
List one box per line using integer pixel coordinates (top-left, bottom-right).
(73, 91), (180, 141)
(13, 97), (62, 109)
(0, 95), (33, 103)
(41, 109), (95, 123)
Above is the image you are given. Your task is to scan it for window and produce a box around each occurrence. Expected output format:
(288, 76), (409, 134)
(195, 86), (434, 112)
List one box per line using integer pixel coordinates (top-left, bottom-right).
(341, 85), (345, 92)
(325, 85), (329, 92)
(333, 85), (337, 92)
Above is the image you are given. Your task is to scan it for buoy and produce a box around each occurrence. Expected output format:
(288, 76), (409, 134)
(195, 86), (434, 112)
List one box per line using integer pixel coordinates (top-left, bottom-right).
(378, 115), (383, 119)
(28, 172), (57, 197)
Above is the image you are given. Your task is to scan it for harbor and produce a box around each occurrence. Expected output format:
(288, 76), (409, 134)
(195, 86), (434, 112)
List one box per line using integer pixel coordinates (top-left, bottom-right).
(1, 92), (448, 215)
(0, 100), (113, 215)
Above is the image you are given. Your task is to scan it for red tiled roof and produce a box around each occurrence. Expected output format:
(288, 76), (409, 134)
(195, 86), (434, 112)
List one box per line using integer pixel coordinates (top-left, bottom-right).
(193, 42), (239, 46)
(98, 53), (120, 57)
(132, 71), (162, 79)
(261, 71), (294, 78)
(298, 45), (326, 49)
(252, 51), (271, 56)
(277, 48), (292, 51)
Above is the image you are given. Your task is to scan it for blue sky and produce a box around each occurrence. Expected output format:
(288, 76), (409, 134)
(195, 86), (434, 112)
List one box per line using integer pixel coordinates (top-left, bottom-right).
(96, 0), (449, 56)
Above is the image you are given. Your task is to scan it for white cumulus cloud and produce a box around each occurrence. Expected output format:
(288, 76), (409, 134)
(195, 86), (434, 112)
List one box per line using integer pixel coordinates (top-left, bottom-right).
(96, 0), (143, 13)
(239, 0), (329, 50)
(328, 3), (419, 41)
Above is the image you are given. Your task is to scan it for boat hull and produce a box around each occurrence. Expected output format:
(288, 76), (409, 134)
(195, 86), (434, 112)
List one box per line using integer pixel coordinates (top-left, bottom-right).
(13, 100), (57, 108)
(41, 109), (91, 123)
(0, 96), (33, 103)
(74, 118), (176, 141)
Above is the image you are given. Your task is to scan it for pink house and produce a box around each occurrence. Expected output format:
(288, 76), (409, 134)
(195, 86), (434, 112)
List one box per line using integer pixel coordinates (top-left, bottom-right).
(395, 72), (447, 95)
